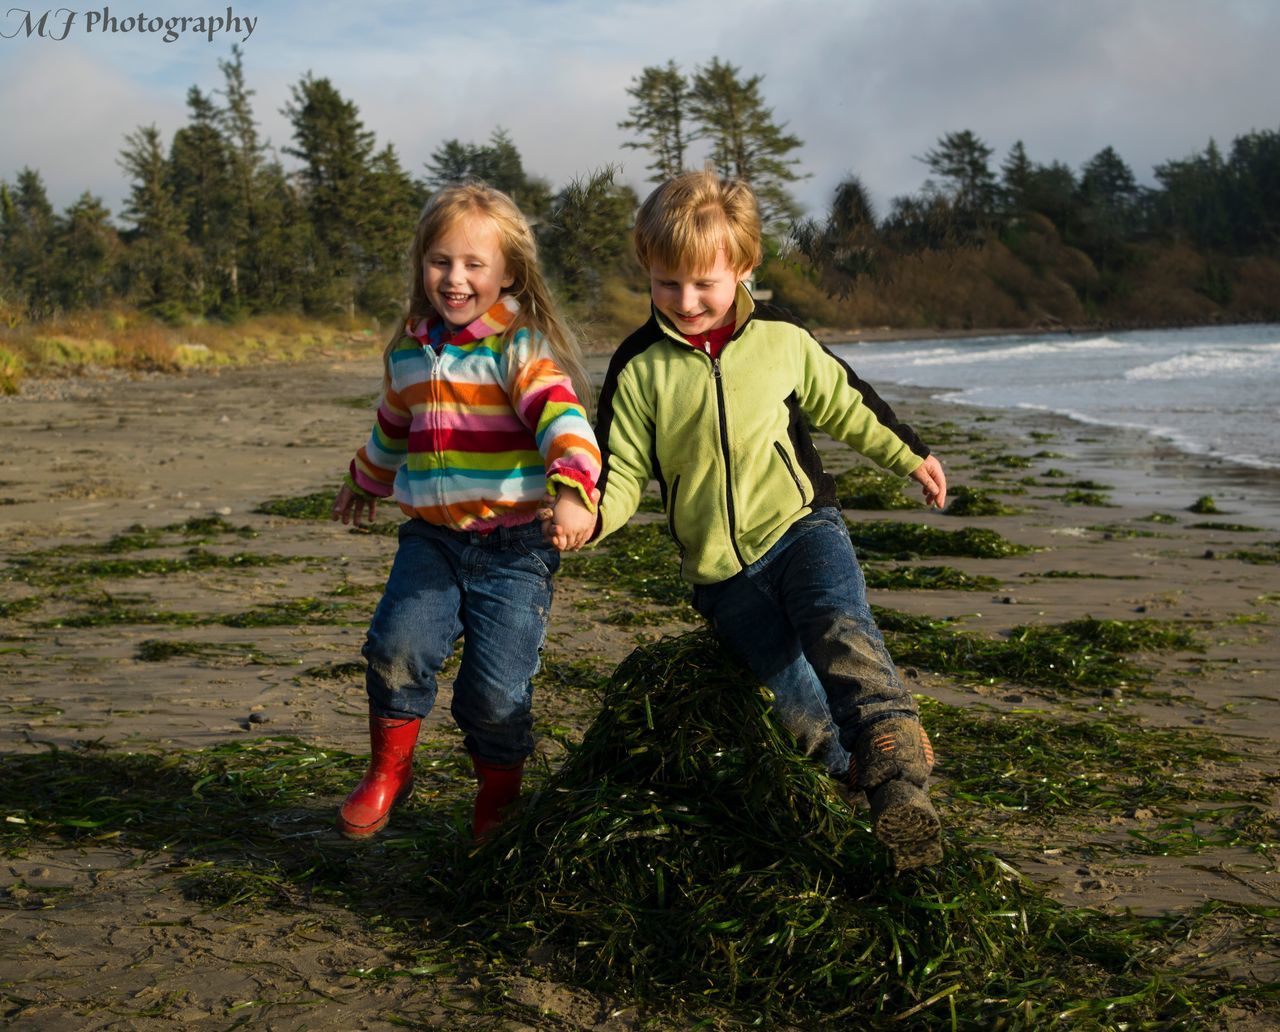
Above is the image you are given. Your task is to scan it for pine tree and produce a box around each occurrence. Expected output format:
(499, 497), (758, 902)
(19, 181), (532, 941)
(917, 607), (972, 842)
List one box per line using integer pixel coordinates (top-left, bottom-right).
(424, 129), (551, 217)
(424, 139), (477, 188)
(52, 192), (121, 310)
(687, 58), (805, 225)
(119, 125), (198, 317)
(283, 74), (377, 314)
(1000, 140), (1034, 213)
(619, 61), (690, 183)
(170, 86), (238, 313)
(1022, 160), (1078, 230)
(539, 166), (638, 305)
(1224, 128), (1280, 250)
(358, 143), (423, 318)
(0, 168), (59, 317)
(1079, 147), (1138, 212)
(245, 159), (314, 312)
(919, 130), (998, 220)
(217, 45), (267, 308)
(790, 175), (881, 297)
(0, 182), (16, 317)
(1076, 145), (1141, 260)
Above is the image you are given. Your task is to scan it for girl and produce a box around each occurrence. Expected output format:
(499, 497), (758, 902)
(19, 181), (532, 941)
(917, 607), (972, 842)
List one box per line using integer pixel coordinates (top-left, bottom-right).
(331, 183), (600, 842)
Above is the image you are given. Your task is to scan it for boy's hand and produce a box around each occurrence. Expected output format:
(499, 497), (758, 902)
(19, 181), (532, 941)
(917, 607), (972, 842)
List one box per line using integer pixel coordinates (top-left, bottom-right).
(910, 455), (947, 509)
(539, 486), (598, 551)
(331, 484), (378, 527)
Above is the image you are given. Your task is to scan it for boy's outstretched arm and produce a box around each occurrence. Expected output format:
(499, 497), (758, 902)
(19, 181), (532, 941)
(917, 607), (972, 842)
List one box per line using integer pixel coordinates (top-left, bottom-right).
(910, 454), (947, 509)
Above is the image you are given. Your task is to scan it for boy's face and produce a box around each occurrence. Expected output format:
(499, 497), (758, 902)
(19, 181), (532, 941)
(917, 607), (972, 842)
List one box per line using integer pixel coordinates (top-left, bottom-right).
(649, 248), (747, 337)
(423, 215), (514, 329)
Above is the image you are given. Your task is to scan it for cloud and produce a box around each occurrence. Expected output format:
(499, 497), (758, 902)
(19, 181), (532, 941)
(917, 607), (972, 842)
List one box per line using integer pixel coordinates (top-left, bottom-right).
(774, 0), (1280, 212)
(0, 46), (186, 218)
(4, 0), (1279, 224)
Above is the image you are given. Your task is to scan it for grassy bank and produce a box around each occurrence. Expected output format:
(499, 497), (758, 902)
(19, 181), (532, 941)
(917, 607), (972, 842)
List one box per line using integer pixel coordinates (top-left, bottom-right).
(0, 308), (383, 392)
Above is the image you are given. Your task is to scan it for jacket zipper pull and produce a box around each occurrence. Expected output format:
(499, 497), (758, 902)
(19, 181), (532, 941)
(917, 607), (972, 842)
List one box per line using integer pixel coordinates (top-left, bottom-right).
(712, 357), (722, 379)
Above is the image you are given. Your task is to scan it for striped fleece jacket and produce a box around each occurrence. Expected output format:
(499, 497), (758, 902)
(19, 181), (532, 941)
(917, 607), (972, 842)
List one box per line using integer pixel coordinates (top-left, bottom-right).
(347, 295), (600, 532)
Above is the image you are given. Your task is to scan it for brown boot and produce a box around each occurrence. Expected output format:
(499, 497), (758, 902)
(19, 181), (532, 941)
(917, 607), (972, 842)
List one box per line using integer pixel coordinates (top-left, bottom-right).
(336, 713), (421, 840)
(850, 717), (943, 871)
(470, 753), (524, 842)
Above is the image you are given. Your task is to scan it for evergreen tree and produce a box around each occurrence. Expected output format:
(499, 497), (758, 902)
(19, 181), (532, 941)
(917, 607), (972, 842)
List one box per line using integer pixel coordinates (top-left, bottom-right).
(1079, 145), (1138, 210)
(358, 143), (424, 318)
(424, 128), (551, 217)
(880, 192), (959, 254)
(245, 159), (314, 312)
(0, 168), (58, 317)
(919, 129), (998, 220)
(619, 61), (690, 183)
(1022, 160), (1079, 230)
(424, 139), (477, 187)
(0, 182), (16, 317)
(1076, 145), (1141, 260)
(1154, 148), (1215, 246)
(170, 86), (238, 312)
(790, 174), (881, 296)
(687, 58), (805, 225)
(119, 125), (198, 317)
(1000, 140), (1034, 213)
(283, 74), (377, 313)
(51, 192), (121, 310)
(539, 166), (638, 305)
(1224, 128), (1280, 249)
(217, 45), (268, 308)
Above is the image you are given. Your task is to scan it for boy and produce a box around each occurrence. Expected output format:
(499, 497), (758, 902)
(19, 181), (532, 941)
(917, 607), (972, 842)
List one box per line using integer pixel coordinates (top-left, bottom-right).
(591, 170), (948, 871)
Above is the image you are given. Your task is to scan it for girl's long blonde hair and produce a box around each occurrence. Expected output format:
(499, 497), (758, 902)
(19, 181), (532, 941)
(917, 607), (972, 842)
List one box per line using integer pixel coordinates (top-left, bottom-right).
(383, 182), (591, 410)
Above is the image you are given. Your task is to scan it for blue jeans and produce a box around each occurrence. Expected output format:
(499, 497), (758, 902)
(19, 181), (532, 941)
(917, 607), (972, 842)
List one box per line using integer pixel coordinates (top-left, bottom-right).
(691, 507), (918, 778)
(361, 518), (559, 766)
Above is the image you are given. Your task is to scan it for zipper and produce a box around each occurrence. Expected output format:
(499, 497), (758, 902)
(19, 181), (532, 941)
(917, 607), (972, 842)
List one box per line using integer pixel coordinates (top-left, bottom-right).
(666, 475), (684, 550)
(773, 441), (806, 503)
(712, 357), (747, 570)
(424, 343), (445, 511)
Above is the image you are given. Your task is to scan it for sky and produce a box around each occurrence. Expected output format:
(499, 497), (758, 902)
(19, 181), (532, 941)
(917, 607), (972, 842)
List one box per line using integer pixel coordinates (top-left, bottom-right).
(2, 0), (1278, 224)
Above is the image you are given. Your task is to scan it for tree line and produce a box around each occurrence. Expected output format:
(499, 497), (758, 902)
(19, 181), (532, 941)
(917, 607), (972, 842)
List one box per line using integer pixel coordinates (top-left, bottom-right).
(794, 128), (1280, 311)
(2, 50), (1279, 330)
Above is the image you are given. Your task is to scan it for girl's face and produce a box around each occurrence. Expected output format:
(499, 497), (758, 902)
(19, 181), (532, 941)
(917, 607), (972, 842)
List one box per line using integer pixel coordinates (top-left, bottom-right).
(423, 215), (514, 329)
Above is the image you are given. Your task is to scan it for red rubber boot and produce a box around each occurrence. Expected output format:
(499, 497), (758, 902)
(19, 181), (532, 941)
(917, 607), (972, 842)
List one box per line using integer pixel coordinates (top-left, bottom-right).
(336, 714), (421, 840)
(471, 754), (525, 842)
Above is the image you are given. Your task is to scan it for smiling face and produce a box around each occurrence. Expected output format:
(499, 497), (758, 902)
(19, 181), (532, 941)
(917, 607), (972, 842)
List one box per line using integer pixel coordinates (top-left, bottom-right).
(422, 215), (514, 329)
(648, 247), (747, 337)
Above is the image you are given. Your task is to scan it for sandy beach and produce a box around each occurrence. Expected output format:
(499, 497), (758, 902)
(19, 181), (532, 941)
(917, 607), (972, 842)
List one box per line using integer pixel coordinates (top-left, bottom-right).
(1, 348), (1277, 1029)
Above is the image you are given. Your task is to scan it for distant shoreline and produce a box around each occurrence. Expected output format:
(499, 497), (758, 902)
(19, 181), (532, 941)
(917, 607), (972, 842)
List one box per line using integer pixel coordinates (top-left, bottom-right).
(817, 316), (1280, 346)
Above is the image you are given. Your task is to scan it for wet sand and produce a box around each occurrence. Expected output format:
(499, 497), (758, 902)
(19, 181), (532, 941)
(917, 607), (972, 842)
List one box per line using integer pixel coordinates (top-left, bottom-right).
(1, 351), (1277, 1028)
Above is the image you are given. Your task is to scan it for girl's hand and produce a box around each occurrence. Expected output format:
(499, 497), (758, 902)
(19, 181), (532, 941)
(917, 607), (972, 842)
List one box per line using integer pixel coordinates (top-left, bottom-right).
(910, 455), (947, 509)
(540, 486), (598, 551)
(331, 483), (378, 527)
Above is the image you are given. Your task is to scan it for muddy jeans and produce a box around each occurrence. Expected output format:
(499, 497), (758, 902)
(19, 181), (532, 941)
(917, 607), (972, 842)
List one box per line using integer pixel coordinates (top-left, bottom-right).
(691, 507), (918, 778)
(362, 518), (558, 766)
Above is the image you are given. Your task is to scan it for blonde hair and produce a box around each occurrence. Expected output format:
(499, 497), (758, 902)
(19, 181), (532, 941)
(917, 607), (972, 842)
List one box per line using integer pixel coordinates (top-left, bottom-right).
(634, 169), (763, 275)
(384, 182), (591, 409)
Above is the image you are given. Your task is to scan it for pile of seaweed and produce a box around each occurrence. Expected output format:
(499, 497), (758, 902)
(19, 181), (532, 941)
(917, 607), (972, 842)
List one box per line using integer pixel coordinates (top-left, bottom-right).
(451, 631), (1241, 1027)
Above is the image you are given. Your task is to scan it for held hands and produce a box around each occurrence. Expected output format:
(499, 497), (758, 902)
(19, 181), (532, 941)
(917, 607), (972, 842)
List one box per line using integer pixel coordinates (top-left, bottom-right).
(331, 483), (378, 527)
(539, 485), (599, 551)
(910, 455), (948, 509)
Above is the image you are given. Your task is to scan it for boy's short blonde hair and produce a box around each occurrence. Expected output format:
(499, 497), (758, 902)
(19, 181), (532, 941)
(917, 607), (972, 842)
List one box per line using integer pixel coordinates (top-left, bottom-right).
(634, 169), (763, 275)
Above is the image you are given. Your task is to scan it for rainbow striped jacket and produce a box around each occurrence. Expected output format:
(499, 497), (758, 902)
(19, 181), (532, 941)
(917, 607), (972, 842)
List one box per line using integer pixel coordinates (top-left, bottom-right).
(347, 296), (600, 532)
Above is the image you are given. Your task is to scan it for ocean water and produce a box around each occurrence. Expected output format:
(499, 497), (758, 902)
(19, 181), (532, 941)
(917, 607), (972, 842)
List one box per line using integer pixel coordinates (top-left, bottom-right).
(831, 323), (1280, 473)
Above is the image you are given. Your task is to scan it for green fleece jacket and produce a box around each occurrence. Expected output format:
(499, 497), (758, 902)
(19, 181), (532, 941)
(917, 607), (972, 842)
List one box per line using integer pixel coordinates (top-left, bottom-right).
(593, 284), (930, 585)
